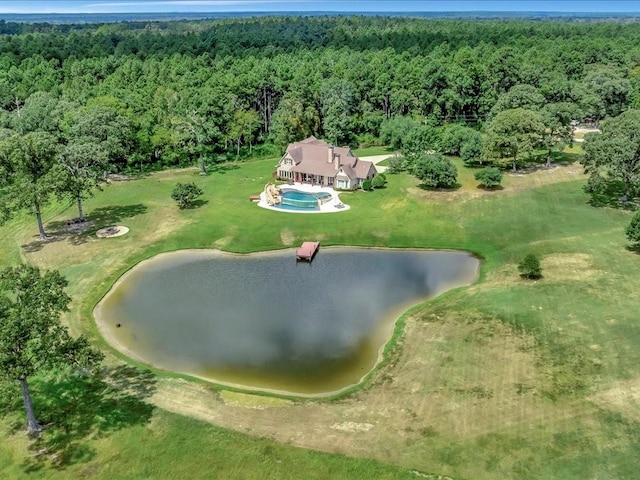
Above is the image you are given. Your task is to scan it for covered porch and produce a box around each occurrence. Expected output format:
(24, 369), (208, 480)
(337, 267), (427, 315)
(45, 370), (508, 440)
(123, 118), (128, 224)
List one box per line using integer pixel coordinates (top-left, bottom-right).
(292, 172), (334, 187)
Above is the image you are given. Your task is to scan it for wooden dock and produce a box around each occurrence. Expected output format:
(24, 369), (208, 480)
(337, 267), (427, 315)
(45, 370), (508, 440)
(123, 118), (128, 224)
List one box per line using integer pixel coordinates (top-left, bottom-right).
(296, 241), (320, 262)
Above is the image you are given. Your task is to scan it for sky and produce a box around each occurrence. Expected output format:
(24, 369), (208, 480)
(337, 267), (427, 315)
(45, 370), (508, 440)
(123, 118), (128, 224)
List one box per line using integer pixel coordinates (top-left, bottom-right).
(1, 1), (640, 14)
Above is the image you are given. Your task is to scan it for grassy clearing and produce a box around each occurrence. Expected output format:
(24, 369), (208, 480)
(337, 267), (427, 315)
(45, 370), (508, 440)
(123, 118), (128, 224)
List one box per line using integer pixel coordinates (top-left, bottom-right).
(1, 150), (640, 479)
(0, 406), (420, 480)
(353, 145), (395, 157)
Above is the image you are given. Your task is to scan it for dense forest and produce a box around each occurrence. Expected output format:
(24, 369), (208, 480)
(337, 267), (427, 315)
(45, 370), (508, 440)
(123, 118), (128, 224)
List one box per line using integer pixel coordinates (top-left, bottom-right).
(0, 15), (639, 172)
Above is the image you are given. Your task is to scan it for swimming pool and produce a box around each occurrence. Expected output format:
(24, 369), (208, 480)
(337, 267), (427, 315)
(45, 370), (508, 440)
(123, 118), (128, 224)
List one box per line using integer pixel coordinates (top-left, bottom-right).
(258, 185), (348, 213)
(279, 189), (333, 210)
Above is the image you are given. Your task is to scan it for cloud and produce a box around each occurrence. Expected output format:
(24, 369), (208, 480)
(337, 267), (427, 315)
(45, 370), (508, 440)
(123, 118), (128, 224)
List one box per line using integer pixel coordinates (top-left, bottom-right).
(86, 1), (281, 7)
(87, 1), (303, 12)
(1, 0), (639, 15)
(0, 0), (318, 14)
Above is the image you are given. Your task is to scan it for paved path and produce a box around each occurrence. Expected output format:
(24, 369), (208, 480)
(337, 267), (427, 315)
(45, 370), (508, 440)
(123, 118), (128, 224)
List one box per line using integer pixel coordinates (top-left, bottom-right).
(573, 126), (600, 143)
(360, 154), (393, 173)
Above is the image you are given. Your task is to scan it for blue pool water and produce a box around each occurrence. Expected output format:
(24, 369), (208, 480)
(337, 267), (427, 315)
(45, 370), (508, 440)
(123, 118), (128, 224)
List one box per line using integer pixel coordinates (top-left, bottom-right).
(279, 190), (332, 210)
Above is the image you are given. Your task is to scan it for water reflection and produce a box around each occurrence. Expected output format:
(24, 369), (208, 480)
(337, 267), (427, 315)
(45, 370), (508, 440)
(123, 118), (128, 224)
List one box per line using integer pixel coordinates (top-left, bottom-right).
(96, 248), (479, 395)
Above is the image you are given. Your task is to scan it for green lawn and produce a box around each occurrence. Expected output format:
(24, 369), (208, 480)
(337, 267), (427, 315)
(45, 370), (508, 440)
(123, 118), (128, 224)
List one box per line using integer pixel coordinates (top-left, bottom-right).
(353, 145), (395, 157)
(1, 152), (639, 479)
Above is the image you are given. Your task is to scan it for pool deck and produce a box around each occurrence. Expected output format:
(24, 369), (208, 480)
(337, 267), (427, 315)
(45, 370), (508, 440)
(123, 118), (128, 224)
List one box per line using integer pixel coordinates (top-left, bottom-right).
(257, 182), (350, 213)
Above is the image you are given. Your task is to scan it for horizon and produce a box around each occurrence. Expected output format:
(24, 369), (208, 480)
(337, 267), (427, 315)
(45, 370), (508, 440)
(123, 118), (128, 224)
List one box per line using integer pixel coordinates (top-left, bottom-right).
(1, 1), (640, 14)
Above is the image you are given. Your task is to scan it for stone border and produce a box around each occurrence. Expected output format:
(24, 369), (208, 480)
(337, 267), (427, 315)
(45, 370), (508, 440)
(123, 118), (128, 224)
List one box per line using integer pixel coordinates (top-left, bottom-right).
(96, 225), (130, 238)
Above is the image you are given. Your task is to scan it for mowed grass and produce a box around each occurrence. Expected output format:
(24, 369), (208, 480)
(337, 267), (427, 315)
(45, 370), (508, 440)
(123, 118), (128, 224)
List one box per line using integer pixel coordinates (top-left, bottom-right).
(0, 406), (419, 480)
(1, 149), (640, 479)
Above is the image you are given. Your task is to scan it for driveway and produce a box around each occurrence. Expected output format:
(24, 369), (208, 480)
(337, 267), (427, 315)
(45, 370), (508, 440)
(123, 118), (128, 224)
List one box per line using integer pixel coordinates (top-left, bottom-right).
(360, 154), (393, 173)
(573, 126), (600, 143)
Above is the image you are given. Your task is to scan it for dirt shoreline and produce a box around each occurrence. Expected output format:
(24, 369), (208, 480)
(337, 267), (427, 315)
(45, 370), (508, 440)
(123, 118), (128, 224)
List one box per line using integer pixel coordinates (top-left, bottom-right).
(93, 247), (480, 398)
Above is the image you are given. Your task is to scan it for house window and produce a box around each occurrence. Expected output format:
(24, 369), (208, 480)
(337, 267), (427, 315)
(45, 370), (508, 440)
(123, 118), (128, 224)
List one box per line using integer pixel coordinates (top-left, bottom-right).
(328, 177), (334, 186)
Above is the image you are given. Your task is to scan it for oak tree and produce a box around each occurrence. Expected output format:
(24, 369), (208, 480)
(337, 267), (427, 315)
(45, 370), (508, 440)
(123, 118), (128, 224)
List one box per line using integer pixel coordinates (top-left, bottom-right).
(0, 264), (102, 435)
(484, 108), (545, 172)
(582, 109), (640, 205)
(412, 153), (458, 189)
(52, 141), (109, 221)
(0, 132), (59, 239)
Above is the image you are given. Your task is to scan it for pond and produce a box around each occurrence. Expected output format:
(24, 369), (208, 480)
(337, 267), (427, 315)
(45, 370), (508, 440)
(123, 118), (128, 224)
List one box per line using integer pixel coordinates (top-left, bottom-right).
(95, 248), (479, 396)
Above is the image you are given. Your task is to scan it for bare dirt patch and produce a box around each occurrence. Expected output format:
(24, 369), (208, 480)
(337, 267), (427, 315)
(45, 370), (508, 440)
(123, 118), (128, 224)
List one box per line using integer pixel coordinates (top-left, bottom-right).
(541, 253), (603, 281)
(213, 235), (234, 249)
(147, 314), (578, 474)
(330, 421), (374, 432)
(220, 391), (293, 409)
(591, 378), (640, 421)
(469, 253), (601, 293)
(371, 230), (391, 241)
(280, 228), (295, 246)
(505, 162), (585, 193)
(380, 197), (410, 211)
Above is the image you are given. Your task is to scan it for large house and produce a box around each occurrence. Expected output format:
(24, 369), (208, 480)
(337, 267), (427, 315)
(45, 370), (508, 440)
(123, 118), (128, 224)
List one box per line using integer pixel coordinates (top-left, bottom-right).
(276, 136), (376, 190)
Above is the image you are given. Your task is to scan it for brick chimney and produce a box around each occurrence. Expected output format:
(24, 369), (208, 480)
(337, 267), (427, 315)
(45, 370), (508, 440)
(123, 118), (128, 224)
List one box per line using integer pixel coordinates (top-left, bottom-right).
(327, 145), (334, 164)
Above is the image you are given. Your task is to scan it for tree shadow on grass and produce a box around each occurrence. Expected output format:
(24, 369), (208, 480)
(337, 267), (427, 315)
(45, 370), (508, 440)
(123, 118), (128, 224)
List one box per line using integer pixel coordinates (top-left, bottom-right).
(625, 244), (640, 254)
(20, 365), (156, 472)
(528, 151), (581, 168)
(179, 199), (209, 210)
(417, 182), (462, 191)
(84, 203), (148, 227)
(558, 152), (583, 165)
(209, 163), (240, 175)
(21, 204), (148, 253)
(511, 152), (581, 175)
(476, 185), (505, 191)
(520, 274), (543, 280)
(584, 181), (639, 211)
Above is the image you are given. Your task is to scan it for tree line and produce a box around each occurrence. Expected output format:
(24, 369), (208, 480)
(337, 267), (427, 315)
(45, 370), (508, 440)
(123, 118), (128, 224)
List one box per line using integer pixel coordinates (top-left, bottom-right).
(1, 15), (640, 231)
(0, 17), (638, 142)
(2, 16), (640, 62)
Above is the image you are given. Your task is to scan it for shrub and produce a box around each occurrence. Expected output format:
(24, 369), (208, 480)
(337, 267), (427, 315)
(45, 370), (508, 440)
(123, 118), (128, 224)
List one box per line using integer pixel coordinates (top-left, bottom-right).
(412, 153), (458, 189)
(518, 253), (542, 279)
(386, 153), (405, 173)
(171, 182), (203, 209)
(362, 179), (373, 191)
(625, 211), (640, 247)
(371, 174), (386, 189)
(460, 134), (484, 166)
(356, 132), (380, 148)
(475, 167), (503, 189)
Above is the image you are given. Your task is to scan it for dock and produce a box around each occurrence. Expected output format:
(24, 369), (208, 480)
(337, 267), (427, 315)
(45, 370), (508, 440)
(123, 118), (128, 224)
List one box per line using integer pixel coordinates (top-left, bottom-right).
(296, 241), (320, 262)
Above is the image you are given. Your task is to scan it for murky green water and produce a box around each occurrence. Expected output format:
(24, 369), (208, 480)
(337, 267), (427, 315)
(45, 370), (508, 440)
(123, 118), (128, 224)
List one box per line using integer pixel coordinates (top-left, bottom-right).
(95, 248), (479, 395)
